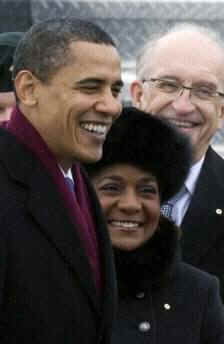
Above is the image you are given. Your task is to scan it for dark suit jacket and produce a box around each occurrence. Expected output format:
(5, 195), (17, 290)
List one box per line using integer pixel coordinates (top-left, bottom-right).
(181, 146), (224, 300)
(0, 128), (117, 343)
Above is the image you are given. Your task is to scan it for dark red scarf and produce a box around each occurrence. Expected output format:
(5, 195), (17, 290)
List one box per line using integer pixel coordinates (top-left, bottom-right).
(5, 106), (101, 292)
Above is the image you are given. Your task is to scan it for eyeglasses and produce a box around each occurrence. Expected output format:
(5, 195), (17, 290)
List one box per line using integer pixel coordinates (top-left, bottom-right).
(142, 78), (224, 102)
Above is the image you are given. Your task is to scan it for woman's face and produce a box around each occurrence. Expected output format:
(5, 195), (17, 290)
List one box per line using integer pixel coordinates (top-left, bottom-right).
(92, 164), (161, 251)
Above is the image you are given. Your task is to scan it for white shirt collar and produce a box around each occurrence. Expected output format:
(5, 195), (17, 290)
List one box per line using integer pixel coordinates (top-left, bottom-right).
(58, 165), (73, 181)
(185, 155), (205, 195)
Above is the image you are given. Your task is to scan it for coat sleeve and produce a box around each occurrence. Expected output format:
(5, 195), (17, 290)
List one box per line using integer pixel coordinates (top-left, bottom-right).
(201, 276), (224, 343)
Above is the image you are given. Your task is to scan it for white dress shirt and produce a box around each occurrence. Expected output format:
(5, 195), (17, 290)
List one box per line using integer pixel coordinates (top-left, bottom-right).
(171, 156), (205, 226)
(60, 167), (73, 180)
(59, 165), (75, 186)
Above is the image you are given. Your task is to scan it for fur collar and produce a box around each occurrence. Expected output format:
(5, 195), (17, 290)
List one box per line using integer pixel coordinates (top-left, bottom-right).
(113, 216), (180, 296)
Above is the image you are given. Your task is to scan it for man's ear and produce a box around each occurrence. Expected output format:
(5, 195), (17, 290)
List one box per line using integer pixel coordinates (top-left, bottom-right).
(130, 80), (144, 108)
(14, 70), (38, 107)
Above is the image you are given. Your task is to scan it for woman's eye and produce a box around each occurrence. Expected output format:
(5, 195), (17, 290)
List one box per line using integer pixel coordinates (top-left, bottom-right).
(99, 184), (120, 192)
(140, 185), (157, 195)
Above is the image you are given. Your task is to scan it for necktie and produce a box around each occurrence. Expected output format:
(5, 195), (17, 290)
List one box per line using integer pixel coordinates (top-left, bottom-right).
(161, 185), (186, 220)
(65, 177), (75, 194)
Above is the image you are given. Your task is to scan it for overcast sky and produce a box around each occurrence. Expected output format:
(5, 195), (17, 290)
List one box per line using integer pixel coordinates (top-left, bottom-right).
(84, 0), (224, 3)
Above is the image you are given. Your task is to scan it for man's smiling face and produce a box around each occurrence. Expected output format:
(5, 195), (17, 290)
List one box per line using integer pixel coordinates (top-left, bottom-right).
(132, 31), (224, 162)
(23, 41), (123, 170)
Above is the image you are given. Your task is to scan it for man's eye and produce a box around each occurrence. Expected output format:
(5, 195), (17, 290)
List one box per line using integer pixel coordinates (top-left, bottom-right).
(155, 80), (178, 93)
(80, 85), (98, 92)
(194, 87), (214, 99)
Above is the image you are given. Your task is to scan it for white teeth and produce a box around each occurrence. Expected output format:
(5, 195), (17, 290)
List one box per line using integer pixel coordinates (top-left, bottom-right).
(169, 120), (195, 128)
(110, 220), (140, 228)
(81, 123), (107, 135)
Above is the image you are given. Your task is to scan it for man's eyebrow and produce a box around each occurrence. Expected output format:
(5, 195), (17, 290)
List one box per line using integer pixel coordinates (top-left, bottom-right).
(76, 78), (124, 87)
(193, 80), (217, 88)
(76, 78), (103, 85)
(156, 75), (179, 81)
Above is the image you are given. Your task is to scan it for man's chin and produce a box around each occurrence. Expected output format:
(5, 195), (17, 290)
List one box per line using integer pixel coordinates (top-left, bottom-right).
(173, 125), (194, 139)
(81, 151), (103, 164)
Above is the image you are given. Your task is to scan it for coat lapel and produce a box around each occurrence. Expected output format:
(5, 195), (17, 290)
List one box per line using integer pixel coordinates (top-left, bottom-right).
(181, 147), (224, 265)
(29, 163), (102, 313)
(0, 129), (101, 314)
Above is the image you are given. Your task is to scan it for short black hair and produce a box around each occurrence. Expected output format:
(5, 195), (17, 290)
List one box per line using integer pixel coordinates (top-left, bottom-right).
(13, 17), (116, 82)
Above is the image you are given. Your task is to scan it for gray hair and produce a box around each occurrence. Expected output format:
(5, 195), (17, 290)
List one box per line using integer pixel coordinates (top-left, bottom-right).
(13, 17), (116, 82)
(136, 22), (224, 80)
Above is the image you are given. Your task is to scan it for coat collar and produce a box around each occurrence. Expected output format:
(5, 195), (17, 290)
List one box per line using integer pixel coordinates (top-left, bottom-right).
(113, 216), (180, 296)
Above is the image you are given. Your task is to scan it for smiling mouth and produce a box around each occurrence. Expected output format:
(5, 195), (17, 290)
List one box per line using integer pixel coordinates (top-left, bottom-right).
(168, 119), (199, 129)
(108, 220), (143, 230)
(81, 122), (108, 135)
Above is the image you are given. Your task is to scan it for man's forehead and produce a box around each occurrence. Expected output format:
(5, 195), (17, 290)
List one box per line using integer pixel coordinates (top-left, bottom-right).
(154, 31), (223, 59)
(69, 40), (120, 61)
(149, 66), (220, 82)
(65, 42), (122, 83)
(148, 32), (224, 80)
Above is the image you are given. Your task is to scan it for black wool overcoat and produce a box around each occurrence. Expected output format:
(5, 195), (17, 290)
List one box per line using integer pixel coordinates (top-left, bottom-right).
(112, 217), (224, 344)
(0, 128), (117, 344)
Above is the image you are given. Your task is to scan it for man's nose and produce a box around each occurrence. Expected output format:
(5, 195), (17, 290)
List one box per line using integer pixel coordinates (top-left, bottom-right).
(95, 91), (122, 119)
(172, 88), (195, 114)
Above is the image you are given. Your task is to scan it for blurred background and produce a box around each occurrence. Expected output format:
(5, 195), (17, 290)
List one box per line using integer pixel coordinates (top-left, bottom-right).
(1, 0), (224, 155)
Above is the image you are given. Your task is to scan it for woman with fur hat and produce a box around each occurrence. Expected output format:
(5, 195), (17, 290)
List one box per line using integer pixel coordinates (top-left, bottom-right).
(85, 107), (224, 343)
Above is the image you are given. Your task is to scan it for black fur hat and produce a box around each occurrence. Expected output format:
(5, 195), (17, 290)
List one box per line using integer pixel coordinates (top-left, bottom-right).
(85, 106), (192, 203)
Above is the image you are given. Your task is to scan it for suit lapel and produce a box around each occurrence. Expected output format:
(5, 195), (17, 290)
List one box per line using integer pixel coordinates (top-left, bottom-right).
(181, 147), (224, 264)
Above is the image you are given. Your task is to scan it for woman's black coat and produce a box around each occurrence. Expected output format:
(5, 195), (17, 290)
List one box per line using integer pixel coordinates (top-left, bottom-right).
(112, 217), (224, 344)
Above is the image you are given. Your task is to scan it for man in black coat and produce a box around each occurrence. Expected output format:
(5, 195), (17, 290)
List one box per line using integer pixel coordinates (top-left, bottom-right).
(0, 17), (123, 343)
(131, 22), (224, 300)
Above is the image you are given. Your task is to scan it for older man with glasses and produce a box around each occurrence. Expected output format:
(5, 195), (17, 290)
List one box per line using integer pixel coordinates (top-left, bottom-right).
(131, 23), (224, 301)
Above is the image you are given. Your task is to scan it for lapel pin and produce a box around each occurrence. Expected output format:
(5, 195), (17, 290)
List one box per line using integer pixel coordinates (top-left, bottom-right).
(164, 303), (171, 310)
